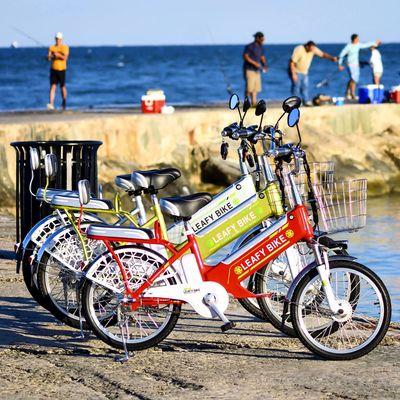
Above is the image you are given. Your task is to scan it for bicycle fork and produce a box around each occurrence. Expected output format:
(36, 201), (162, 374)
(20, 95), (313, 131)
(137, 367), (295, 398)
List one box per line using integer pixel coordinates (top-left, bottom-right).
(311, 243), (341, 314)
(281, 242), (341, 328)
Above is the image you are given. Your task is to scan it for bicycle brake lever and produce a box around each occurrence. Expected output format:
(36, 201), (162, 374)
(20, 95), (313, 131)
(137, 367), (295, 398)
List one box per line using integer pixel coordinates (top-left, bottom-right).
(220, 141), (229, 160)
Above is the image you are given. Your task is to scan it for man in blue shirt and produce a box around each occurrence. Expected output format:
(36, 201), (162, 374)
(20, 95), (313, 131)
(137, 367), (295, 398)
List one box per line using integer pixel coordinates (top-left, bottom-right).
(243, 32), (268, 105)
(338, 34), (380, 99)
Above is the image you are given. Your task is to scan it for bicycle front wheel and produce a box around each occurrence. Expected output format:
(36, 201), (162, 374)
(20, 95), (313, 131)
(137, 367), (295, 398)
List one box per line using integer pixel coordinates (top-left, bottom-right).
(291, 260), (391, 360)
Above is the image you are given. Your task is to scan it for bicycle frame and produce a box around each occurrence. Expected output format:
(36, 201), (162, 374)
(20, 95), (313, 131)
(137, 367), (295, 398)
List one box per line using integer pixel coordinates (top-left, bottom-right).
(86, 203), (314, 306)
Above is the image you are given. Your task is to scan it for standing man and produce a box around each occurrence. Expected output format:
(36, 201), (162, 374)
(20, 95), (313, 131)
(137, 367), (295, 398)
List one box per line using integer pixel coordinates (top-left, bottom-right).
(289, 41), (337, 106)
(338, 34), (380, 99)
(47, 32), (69, 110)
(243, 32), (268, 105)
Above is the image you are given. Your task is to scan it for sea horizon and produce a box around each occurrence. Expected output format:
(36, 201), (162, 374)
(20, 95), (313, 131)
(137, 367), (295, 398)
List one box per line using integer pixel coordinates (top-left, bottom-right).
(1, 43), (399, 111)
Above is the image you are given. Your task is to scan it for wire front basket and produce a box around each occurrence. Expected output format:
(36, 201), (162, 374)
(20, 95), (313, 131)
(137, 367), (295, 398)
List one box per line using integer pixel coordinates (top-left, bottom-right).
(280, 161), (367, 234)
(282, 161), (335, 208)
(311, 179), (367, 234)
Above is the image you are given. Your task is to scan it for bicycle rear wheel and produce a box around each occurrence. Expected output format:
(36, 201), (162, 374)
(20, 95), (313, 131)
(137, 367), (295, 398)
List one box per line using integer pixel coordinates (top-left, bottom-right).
(36, 225), (106, 329)
(291, 260), (391, 360)
(21, 243), (49, 309)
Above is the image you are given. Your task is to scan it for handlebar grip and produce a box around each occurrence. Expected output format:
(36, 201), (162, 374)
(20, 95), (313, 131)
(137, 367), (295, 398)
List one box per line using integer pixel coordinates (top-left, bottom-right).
(271, 147), (293, 157)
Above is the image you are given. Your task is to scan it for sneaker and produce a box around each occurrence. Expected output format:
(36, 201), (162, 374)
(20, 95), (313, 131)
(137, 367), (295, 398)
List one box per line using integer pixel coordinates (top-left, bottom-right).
(304, 101), (313, 107)
(46, 103), (55, 110)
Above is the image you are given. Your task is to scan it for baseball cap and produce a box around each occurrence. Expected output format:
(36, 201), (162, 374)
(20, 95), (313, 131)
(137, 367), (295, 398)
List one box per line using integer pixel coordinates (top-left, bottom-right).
(253, 31), (264, 38)
(55, 32), (63, 39)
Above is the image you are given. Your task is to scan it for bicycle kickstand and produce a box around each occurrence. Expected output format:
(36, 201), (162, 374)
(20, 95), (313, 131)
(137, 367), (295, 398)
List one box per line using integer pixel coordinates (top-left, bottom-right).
(73, 286), (85, 339)
(115, 311), (130, 363)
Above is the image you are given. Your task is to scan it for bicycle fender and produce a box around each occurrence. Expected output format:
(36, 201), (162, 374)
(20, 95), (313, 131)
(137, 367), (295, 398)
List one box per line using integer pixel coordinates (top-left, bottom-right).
(21, 214), (60, 251)
(35, 223), (90, 267)
(285, 254), (357, 302)
(16, 214), (60, 273)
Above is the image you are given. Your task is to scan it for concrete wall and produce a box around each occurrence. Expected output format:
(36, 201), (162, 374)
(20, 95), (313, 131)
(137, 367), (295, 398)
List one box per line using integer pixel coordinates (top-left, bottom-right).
(0, 103), (400, 209)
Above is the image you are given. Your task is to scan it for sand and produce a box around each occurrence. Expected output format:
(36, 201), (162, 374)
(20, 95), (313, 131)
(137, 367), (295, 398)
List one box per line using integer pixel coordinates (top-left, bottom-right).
(0, 214), (399, 400)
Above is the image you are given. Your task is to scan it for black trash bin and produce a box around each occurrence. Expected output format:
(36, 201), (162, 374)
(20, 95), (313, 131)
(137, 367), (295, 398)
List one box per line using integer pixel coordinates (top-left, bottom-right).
(11, 140), (102, 243)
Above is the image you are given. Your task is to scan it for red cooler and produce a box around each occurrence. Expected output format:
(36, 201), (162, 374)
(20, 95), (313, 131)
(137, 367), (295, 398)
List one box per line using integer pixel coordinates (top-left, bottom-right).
(141, 90), (166, 113)
(390, 86), (400, 104)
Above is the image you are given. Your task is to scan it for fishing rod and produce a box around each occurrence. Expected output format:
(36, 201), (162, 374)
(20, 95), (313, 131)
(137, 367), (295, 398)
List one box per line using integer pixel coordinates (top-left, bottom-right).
(10, 26), (47, 47)
(315, 69), (339, 88)
(11, 26), (74, 85)
(315, 58), (372, 88)
(206, 26), (233, 95)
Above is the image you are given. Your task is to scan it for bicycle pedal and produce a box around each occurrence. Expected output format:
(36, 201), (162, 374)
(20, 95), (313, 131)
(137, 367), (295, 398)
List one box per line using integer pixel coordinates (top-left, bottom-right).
(221, 321), (236, 332)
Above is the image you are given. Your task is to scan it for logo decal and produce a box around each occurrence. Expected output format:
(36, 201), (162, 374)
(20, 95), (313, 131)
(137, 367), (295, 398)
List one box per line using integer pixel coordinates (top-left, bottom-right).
(183, 287), (200, 294)
(234, 266), (243, 275)
(285, 229), (294, 238)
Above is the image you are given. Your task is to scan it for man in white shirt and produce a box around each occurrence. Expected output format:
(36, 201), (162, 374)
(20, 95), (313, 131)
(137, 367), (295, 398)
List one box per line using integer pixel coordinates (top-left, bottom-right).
(338, 34), (380, 99)
(370, 46), (383, 85)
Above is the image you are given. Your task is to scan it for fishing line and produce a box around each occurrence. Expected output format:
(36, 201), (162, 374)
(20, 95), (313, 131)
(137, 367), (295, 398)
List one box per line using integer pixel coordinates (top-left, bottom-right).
(205, 26), (233, 95)
(10, 26), (47, 47)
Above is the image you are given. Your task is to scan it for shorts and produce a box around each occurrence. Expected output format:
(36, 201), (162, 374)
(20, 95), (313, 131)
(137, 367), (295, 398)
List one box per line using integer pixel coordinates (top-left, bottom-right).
(50, 69), (66, 86)
(347, 64), (360, 83)
(245, 69), (261, 93)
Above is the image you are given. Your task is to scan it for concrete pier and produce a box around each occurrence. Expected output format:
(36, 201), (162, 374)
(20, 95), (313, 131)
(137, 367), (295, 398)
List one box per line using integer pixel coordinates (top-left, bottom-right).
(0, 103), (399, 208)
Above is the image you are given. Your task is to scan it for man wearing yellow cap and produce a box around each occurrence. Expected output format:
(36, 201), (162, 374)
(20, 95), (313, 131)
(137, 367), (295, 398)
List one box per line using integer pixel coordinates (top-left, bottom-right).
(47, 32), (69, 110)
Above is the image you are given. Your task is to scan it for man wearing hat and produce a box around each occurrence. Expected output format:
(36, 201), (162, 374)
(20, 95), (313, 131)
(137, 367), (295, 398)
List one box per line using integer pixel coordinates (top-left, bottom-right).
(47, 32), (69, 110)
(243, 32), (268, 105)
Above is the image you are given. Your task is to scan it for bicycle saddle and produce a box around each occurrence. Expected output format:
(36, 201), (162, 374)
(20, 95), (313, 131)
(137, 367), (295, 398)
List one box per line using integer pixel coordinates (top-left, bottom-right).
(131, 168), (181, 192)
(160, 192), (212, 219)
(114, 174), (139, 192)
(36, 188), (78, 202)
(51, 195), (113, 210)
(86, 224), (153, 240)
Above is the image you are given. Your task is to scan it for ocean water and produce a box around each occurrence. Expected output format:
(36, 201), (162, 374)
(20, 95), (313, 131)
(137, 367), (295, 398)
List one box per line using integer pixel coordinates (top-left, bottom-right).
(0, 43), (399, 110)
(342, 196), (400, 321)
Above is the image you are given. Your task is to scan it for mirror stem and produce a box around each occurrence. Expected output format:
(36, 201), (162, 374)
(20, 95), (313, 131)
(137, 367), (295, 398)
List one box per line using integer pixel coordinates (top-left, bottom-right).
(274, 112), (285, 130)
(237, 107), (243, 127)
(296, 124), (302, 147)
(258, 113), (264, 132)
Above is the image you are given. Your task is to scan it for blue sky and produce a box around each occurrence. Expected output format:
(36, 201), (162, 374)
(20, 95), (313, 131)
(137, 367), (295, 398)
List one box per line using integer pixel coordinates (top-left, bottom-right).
(0, 0), (399, 47)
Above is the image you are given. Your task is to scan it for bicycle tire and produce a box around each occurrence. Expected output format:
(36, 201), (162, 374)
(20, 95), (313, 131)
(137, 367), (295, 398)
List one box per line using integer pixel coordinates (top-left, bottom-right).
(291, 260), (391, 360)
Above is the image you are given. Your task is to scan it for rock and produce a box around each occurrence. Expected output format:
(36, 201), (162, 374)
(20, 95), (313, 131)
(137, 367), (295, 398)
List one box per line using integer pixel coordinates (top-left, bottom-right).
(200, 157), (241, 187)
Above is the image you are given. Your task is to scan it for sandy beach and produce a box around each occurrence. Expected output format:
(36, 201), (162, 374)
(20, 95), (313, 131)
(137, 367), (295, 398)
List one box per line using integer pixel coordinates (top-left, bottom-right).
(0, 214), (399, 400)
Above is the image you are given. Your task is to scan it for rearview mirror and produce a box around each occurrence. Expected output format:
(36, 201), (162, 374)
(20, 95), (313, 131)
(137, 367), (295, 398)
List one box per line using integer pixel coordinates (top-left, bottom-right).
(255, 100), (267, 116)
(228, 93), (240, 110)
(29, 148), (40, 171)
(44, 154), (58, 179)
(287, 108), (300, 127)
(243, 96), (251, 113)
(282, 96), (301, 113)
(78, 179), (91, 205)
